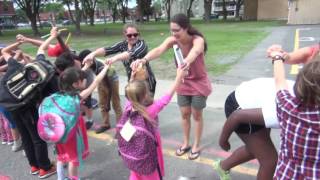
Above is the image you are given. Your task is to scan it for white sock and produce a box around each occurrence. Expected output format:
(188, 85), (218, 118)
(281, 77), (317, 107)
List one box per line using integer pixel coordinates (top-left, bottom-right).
(57, 161), (65, 180)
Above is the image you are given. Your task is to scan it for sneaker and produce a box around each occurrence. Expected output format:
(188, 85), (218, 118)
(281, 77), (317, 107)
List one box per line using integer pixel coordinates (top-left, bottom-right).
(22, 150), (26, 157)
(85, 120), (94, 130)
(7, 141), (14, 146)
(12, 138), (23, 152)
(91, 98), (98, 109)
(30, 166), (40, 175)
(38, 165), (56, 179)
(213, 160), (231, 180)
(1, 141), (7, 145)
(95, 125), (110, 134)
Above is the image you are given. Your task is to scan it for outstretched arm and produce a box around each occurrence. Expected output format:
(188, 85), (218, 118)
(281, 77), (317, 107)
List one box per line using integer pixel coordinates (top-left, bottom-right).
(130, 37), (174, 70)
(269, 51), (288, 91)
(80, 65), (109, 100)
(182, 36), (205, 70)
(17, 34), (46, 47)
(1, 42), (22, 61)
(267, 44), (315, 64)
(37, 27), (58, 55)
(219, 108), (264, 151)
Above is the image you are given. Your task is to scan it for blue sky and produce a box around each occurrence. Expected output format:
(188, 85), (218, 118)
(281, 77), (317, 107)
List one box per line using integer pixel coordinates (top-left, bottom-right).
(128, 0), (137, 8)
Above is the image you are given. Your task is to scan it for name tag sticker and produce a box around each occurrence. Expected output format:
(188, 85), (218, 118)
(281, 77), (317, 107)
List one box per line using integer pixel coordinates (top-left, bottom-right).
(120, 120), (136, 142)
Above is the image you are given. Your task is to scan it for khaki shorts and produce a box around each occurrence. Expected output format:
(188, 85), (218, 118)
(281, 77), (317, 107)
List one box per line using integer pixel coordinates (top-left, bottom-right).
(177, 95), (207, 110)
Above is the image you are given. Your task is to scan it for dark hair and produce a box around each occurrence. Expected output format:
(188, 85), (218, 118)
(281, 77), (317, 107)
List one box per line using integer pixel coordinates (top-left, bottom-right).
(171, 13), (207, 53)
(55, 52), (76, 72)
(59, 67), (86, 94)
(294, 56), (320, 106)
(78, 49), (92, 62)
(123, 23), (139, 34)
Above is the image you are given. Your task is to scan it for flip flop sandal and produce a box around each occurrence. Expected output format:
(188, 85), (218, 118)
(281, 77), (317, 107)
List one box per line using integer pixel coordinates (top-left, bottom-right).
(188, 150), (201, 160)
(175, 146), (191, 156)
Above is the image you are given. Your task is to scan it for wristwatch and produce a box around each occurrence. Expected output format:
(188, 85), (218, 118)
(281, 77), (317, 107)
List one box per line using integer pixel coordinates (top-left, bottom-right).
(272, 55), (284, 64)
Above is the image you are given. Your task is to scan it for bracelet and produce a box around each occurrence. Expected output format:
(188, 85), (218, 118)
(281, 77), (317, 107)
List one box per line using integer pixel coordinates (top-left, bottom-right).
(272, 55), (285, 64)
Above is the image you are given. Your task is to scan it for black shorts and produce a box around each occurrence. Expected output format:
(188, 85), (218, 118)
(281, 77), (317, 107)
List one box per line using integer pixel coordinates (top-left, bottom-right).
(82, 95), (92, 108)
(224, 91), (264, 134)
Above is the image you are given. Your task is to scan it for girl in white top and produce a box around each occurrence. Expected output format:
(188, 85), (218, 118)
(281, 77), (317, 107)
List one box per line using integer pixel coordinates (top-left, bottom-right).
(214, 77), (294, 180)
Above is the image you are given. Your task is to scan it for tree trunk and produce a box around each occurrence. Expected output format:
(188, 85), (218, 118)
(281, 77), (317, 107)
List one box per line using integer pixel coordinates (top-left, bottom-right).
(26, 11), (40, 36)
(74, 0), (81, 35)
(103, 10), (107, 24)
(187, 0), (195, 18)
(203, 0), (213, 22)
(222, 0), (227, 20)
(235, 0), (243, 19)
(166, 0), (171, 22)
(89, 10), (94, 26)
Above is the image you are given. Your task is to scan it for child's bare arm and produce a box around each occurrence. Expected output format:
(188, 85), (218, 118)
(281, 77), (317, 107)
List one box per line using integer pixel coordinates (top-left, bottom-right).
(80, 65), (109, 99)
(1, 42), (22, 61)
(16, 34), (47, 47)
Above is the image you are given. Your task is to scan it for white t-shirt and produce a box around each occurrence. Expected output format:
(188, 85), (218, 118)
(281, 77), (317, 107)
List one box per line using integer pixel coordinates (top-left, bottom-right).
(235, 78), (295, 128)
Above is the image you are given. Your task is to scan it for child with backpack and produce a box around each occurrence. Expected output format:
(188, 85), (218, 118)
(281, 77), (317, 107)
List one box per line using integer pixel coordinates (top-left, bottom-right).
(117, 67), (185, 180)
(271, 51), (320, 179)
(38, 64), (109, 180)
(0, 108), (13, 145)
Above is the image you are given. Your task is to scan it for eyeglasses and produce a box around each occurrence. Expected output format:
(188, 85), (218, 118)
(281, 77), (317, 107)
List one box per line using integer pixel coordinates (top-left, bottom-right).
(126, 33), (139, 38)
(170, 28), (181, 33)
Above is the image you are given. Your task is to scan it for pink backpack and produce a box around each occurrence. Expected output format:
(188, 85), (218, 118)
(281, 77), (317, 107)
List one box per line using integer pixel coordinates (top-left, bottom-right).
(116, 107), (159, 175)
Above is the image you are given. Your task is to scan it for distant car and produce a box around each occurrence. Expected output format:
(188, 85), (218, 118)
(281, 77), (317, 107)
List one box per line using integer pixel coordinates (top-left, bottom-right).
(203, 13), (219, 20)
(17, 23), (30, 28)
(0, 22), (16, 29)
(62, 20), (73, 26)
(40, 21), (52, 27)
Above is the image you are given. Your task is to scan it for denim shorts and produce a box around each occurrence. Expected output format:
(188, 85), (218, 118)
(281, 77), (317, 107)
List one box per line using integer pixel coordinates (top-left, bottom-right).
(177, 95), (207, 110)
(224, 91), (264, 134)
(0, 106), (16, 128)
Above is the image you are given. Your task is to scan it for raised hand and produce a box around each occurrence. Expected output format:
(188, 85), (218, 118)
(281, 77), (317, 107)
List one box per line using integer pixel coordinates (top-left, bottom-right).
(16, 34), (26, 43)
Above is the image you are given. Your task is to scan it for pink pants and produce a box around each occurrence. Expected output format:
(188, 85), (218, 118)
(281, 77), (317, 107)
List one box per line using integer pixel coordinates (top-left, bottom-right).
(129, 170), (161, 180)
(0, 113), (13, 142)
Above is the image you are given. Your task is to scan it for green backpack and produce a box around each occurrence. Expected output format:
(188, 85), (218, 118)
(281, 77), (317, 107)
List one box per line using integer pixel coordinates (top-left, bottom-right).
(38, 93), (80, 143)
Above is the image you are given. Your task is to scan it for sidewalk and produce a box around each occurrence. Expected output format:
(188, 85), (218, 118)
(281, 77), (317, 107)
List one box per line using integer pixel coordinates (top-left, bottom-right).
(117, 76), (236, 109)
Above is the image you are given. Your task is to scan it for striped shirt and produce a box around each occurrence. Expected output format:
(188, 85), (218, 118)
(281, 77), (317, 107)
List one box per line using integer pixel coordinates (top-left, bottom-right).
(104, 39), (148, 78)
(104, 40), (156, 93)
(274, 90), (320, 180)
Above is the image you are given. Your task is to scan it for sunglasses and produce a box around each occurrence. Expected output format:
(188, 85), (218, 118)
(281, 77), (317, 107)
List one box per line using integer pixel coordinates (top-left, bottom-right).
(126, 33), (139, 38)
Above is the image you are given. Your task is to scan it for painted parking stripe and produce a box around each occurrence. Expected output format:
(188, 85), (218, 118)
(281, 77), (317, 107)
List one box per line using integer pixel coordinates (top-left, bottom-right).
(87, 131), (258, 177)
(290, 29), (300, 75)
(0, 175), (11, 180)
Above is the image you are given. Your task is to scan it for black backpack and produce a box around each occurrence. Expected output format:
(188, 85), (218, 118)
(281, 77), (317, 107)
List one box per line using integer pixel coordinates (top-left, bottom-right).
(0, 58), (55, 111)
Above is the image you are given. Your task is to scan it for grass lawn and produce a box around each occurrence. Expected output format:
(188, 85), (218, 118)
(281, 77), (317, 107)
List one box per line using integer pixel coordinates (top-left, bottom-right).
(0, 20), (284, 79)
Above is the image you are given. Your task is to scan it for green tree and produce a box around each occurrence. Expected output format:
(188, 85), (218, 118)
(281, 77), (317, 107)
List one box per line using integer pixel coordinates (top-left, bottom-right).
(164, 0), (172, 22)
(97, 0), (108, 24)
(137, 0), (152, 22)
(41, 2), (64, 23)
(61, 0), (82, 34)
(152, 0), (162, 21)
(235, 0), (244, 19)
(15, 8), (29, 23)
(14, 0), (41, 36)
(81, 0), (98, 26)
(119, 0), (128, 23)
